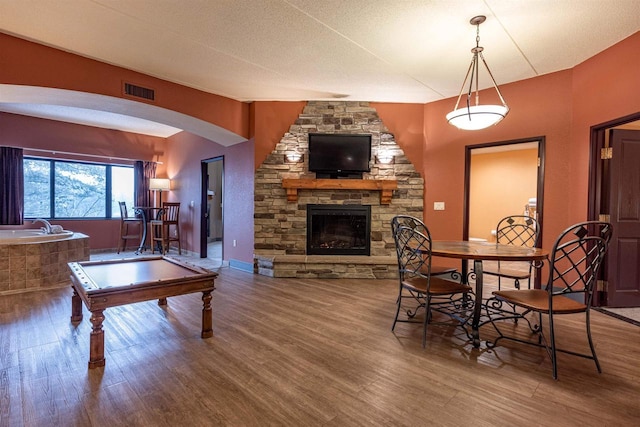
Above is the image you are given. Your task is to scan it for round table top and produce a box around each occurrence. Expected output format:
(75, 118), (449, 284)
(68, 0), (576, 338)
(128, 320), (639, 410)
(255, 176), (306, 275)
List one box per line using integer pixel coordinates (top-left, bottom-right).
(432, 240), (548, 261)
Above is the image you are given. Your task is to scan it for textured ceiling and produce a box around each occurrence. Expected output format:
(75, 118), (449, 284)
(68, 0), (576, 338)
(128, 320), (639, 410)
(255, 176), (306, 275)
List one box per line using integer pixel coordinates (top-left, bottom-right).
(1, 0), (639, 139)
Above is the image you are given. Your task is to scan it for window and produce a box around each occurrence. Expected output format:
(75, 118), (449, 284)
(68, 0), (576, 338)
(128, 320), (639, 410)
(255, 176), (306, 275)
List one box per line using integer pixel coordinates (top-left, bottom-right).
(23, 158), (134, 219)
(55, 162), (106, 217)
(23, 159), (51, 219)
(111, 166), (135, 218)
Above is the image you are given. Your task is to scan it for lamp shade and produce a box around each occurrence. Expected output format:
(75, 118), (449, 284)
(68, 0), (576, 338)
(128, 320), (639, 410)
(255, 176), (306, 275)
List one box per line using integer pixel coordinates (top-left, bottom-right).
(149, 178), (171, 191)
(446, 105), (509, 131)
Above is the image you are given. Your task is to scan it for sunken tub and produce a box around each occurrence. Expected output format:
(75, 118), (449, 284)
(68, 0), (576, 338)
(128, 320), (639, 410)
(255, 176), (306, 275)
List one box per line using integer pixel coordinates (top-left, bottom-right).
(0, 230), (90, 295)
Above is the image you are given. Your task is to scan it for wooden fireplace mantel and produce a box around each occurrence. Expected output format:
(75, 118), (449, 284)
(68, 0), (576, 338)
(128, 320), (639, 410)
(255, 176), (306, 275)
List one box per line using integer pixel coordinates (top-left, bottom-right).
(281, 178), (398, 205)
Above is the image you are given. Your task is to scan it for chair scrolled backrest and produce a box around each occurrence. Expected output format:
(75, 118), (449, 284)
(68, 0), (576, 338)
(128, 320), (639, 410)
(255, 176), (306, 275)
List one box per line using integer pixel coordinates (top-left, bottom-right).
(391, 214), (429, 237)
(495, 215), (540, 248)
(391, 215), (433, 280)
(546, 221), (611, 307)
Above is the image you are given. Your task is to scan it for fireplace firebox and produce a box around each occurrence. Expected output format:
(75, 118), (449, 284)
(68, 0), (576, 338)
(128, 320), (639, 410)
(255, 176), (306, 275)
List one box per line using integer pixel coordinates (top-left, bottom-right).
(306, 205), (371, 255)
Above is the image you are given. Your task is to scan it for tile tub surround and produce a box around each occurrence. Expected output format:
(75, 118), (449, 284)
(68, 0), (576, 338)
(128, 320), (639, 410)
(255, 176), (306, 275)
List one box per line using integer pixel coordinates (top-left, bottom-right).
(0, 233), (90, 295)
(254, 101), (424, 278)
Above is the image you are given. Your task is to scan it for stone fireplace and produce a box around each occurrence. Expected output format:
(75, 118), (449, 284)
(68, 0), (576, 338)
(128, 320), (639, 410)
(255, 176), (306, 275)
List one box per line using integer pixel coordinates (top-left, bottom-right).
(306, 204), (371, 256)
(254, 101), (424, 279)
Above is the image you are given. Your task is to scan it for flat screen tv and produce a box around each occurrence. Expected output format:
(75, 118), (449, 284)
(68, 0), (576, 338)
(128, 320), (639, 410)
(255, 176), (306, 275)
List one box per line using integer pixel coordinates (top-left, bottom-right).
(308, 133), (371, 177)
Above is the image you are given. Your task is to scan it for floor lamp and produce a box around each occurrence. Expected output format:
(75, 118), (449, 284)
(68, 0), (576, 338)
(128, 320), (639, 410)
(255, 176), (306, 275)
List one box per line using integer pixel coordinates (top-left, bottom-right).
(149, 178), (171, 208)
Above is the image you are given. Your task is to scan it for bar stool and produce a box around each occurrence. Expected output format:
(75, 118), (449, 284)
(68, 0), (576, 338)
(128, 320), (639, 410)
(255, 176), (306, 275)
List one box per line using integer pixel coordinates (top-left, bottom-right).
(150, 202), (181, 254)
(117, 201), (143, 253)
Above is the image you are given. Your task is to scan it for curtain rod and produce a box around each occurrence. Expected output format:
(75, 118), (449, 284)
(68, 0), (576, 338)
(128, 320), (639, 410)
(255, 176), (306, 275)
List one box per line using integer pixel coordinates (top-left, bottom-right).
(17, 147), (162, 164)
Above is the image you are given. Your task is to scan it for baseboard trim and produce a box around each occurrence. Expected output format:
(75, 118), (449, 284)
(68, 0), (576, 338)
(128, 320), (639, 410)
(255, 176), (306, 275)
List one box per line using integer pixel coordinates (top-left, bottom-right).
(230, 259), (253, 273)
(594, 307), (640, 327)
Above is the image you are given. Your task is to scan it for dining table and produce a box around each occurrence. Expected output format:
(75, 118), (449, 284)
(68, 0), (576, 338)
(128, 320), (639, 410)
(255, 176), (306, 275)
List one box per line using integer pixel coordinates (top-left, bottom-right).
(431, 240), (549, 348)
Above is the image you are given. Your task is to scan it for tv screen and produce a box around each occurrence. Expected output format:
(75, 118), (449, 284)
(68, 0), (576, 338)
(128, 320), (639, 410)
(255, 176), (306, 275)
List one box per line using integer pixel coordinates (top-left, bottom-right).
(308, 133), (371, 175)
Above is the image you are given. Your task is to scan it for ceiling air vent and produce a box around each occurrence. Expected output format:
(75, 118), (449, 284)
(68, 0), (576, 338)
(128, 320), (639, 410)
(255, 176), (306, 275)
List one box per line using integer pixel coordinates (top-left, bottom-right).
(123, 82), (155, 101)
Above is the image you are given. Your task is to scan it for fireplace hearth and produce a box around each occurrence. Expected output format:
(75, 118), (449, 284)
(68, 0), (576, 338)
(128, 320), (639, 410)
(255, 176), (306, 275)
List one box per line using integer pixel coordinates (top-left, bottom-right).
(306, 205), (371, 256)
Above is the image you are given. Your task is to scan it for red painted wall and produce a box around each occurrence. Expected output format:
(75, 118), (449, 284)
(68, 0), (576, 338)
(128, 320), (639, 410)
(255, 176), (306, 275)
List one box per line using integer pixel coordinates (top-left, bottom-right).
(1, 32), (250, 139)
(370, 103), (426, 173)
(570, 31), (640, 219)
(251, 101), (306, 169)
(424, 70), (574, 251)
(164, 132), (254, 264)
(1, 112), (164, 161)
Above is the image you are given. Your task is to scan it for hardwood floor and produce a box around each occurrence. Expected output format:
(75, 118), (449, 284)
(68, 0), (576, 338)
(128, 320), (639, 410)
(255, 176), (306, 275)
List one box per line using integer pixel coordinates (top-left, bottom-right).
(1, 266), (639, 426)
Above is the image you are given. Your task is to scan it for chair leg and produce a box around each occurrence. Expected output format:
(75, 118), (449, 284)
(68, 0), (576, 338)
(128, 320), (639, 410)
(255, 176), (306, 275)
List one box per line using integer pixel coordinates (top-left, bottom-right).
(391, 286), (403, 331)
(163, 224), (170, 254)
(585, 310), (602, 373)
(547, 312), (558, 380)
(151, 224), (158, 254)
(117, 223), (125, 253)
(123, 224), (128, 252)
(537, 312), (543, 345)
(422, 296), (431, 348)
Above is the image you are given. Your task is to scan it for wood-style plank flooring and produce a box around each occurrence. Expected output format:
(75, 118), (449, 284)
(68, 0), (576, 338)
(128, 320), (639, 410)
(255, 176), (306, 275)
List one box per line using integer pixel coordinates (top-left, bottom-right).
(1, 262), (639, 426)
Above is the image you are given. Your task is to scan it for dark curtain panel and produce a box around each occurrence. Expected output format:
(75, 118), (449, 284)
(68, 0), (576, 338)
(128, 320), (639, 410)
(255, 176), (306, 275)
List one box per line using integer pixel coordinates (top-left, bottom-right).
(0, 147), (25, 225)
(134, 160), (156, 208)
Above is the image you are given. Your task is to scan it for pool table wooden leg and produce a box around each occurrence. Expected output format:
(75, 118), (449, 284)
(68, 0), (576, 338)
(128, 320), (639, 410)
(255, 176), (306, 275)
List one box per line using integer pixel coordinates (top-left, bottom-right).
(201, 290), (213, 338)
(89, 309), (106, 368)
(71, 287), (83, 322)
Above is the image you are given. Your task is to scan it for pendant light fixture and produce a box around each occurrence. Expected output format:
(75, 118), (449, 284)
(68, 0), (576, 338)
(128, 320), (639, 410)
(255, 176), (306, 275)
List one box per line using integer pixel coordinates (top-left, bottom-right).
(446, 15), (509, 130)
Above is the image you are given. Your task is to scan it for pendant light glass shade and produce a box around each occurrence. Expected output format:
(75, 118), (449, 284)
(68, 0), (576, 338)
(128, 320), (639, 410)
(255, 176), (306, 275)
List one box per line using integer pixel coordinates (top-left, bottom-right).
(446, 104), (509, 130)
(447, 16), (509, 131)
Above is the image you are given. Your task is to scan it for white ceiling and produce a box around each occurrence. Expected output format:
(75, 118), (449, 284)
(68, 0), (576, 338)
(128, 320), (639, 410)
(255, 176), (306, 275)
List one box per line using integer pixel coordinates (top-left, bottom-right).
(1, 0), (639, 140)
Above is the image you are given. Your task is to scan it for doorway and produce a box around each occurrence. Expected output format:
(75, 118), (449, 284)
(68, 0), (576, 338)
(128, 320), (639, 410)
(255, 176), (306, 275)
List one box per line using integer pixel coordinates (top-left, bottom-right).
(589, 113), (640, 307)
(463, 137), (546, 285)
(200, 157), (224, 262)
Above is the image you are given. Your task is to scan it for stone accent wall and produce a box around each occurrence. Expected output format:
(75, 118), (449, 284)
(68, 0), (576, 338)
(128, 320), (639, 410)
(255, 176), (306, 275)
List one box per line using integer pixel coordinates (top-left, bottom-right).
(0, 233), (90, 295)
(254, 101), (423, 278)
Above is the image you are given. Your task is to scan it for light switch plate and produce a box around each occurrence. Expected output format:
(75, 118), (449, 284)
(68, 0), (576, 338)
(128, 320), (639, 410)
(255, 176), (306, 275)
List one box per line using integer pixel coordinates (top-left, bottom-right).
(434, 202), (445, 211)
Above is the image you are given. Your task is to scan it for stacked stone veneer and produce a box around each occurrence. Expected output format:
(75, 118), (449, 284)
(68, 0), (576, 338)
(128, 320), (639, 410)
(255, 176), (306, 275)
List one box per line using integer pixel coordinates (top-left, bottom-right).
(0, 233), (90, 295)
(254, 101), (424, 279)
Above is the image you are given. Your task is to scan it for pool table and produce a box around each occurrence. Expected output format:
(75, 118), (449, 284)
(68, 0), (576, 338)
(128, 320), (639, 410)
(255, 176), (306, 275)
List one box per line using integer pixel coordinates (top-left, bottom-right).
(68, 256), (217, 368)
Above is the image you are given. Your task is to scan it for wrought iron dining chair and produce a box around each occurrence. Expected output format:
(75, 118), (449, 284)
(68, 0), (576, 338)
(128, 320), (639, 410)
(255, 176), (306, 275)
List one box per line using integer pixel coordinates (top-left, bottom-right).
(150, 202), (182, 255)
(484, 215), (541, 290)
(117, 201), (142, 253)
(391, 215), (473, 347)
(390, 215), (460, 280)
(486, 221), (612, 379)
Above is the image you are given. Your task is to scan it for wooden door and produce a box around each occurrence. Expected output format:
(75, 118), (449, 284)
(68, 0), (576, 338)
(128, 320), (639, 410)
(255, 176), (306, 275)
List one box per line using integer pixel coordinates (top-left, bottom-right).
(606, 129), (640, 307)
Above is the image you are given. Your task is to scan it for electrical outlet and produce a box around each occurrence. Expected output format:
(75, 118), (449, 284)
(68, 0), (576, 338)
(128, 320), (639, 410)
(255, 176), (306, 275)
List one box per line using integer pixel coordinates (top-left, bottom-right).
(434, 202), (445, 211)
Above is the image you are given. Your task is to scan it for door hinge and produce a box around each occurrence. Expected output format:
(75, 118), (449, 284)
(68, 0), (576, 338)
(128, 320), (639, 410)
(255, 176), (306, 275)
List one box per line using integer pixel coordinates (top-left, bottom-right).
(599, 214), (611, 222)
(537, 157), (541, 167)
(597, 280), (608, 292)
(601, 147), (613, 159)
